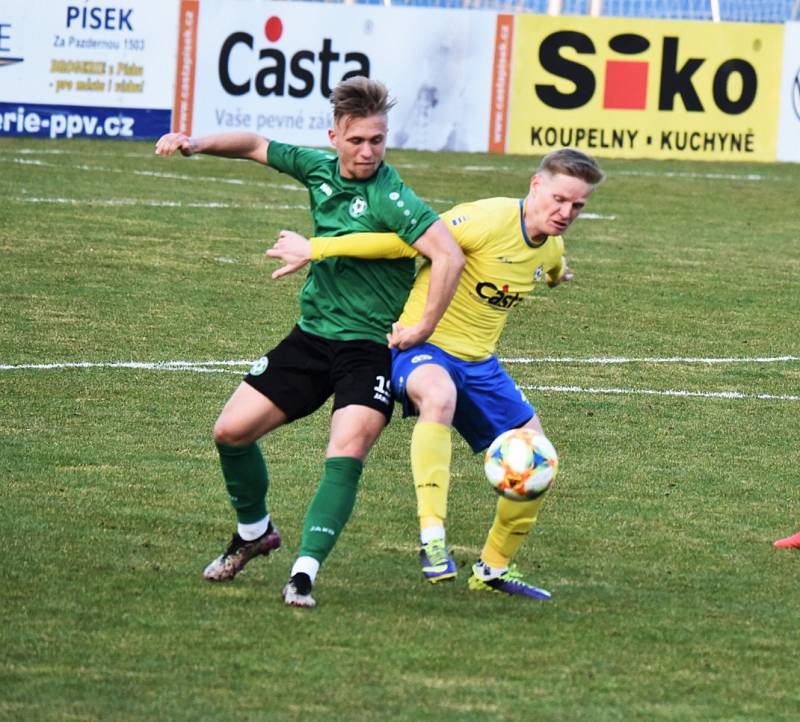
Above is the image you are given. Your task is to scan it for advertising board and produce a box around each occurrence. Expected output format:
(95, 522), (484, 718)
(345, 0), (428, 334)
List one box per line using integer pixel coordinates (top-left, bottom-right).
(179, 0), (496, 152)
(0, 1), (178, 139)
(777, 21), (800, 162)
(502, 15), (784, 162)
(1, 2), (793, 163)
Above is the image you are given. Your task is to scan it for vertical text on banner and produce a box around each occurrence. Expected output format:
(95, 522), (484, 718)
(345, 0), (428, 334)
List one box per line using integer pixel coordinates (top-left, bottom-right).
(173, 0), (199, 134)
(489, 14), (514, 154)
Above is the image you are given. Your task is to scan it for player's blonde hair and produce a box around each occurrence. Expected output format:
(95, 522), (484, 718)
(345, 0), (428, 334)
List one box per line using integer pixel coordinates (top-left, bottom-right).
(330, 77), (396, 124)
(537, 148), (605, 185)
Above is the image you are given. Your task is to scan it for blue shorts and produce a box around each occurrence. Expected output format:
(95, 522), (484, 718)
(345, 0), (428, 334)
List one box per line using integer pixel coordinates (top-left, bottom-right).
(391, 343), (536, 453)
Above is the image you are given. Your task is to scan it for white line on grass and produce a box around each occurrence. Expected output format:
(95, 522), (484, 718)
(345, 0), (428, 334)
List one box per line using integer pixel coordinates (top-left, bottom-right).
(14, 147), (71, 155)
(501, 355), (799, 364)
(456, 165), (766, 182)
(7, 356), (797, 372)
(1, 155), (305, 192)
(575, 212), (616, 220)
(5, 152), (773, 184)
(12, 195), (618, 220)
(13, 196), (307, 210)
(0, 360), (251, 371)
(5, 154), (773, 190)
(520, 384), (799, 402)
(4, 151), (775, 182)
(1, 358), (797, 401)
(615, 169), (764, 182)
(8, 157), (50, 165)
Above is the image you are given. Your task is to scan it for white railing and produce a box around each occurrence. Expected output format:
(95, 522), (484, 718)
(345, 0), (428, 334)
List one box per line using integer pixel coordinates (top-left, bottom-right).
(336, 0), (799, 22)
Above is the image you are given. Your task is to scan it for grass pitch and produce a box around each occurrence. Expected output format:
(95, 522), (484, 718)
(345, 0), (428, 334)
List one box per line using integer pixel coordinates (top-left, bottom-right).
(1, 138), (799, 721)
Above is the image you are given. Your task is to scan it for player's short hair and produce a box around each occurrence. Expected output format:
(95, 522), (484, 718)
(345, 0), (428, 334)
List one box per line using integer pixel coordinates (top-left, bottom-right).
(537, 148), (605, 185)
(330, 76), (396, 124)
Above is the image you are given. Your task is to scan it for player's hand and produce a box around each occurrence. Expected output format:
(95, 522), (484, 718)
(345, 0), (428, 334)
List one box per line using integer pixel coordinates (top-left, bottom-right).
(266, 230), (312, 279)
(387, 321), (432, 350)
(154, 132), (196, 157)
(547, 257), (574, 287)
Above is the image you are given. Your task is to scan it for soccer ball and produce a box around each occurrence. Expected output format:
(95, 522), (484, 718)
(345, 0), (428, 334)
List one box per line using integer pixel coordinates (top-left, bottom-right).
(484, 428), (558, 501)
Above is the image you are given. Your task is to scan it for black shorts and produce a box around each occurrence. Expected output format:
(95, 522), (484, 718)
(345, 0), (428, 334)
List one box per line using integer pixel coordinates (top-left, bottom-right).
(244, 325), (394, 423)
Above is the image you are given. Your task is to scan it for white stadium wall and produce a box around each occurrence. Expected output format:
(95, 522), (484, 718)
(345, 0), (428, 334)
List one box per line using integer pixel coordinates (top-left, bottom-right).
(1, 0), (798, 162)
(181, 1), (496, 152)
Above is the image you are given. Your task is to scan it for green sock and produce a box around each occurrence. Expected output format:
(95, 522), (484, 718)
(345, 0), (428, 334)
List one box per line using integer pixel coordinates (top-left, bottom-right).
(300, 456), (363, 563)
(216, 442), (268, 524)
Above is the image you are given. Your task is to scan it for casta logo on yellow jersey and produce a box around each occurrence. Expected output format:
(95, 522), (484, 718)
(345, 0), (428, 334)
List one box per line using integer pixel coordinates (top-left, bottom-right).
(476, 281), (523, 309)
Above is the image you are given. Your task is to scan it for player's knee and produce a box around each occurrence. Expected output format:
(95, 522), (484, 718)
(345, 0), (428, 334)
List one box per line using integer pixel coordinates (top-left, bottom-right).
(328, 425), (384, 460)
(213, 416), (247, 446)
(212, 421), (233, 445)
(326, 436), (372, 461)
(413, 386), (456, 421)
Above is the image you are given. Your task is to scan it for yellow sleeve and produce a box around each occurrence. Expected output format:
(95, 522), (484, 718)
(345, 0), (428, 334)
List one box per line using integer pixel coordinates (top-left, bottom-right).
(545, 237), (566, 286)
(310, 233), (419, 261)
(545, 258), (566, 286)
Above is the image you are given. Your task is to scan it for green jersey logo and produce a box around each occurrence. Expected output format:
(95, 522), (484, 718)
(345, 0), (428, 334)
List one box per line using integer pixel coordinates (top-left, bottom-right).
(349, 196), (367, 218)
(249, 356), (269, 376)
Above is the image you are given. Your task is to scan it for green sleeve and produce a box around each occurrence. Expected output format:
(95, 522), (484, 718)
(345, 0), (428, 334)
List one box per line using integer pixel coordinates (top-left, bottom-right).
(310, 233), (420, 261)
(267, 140), (330, 183)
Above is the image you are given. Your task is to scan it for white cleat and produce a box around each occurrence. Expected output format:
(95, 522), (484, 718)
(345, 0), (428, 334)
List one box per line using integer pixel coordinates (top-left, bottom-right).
(282, 572), (316, 608)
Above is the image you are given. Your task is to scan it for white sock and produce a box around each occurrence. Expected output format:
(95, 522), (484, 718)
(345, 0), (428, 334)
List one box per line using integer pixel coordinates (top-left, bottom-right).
(291, 556), (320, 584)
(474, 559), (508, 580)
(420, 526), (445, 545)
(238, 516), (270, 541)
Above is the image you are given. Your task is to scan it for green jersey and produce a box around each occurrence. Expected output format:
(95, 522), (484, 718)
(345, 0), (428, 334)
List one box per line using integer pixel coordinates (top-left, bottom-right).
(267, 141), (439, 344)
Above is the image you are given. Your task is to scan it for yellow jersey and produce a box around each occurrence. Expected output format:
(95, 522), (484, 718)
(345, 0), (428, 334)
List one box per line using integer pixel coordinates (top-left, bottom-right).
(310, 196), (565, 361)
(403, 198), (563, 360)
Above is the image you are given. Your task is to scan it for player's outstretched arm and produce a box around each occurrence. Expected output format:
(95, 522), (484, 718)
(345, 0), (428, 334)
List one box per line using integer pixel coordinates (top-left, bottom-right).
(311, 233), (417, 261)
(388, 219), (464, 350)
(154, 131), (269, 164)
(266, 230), (419, 279)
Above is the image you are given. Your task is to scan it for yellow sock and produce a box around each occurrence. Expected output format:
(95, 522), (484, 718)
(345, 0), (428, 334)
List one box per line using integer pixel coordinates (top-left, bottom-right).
(481, 496), (545, 568)
(420, 515), (444, 530)
(411, 421), (451, 529)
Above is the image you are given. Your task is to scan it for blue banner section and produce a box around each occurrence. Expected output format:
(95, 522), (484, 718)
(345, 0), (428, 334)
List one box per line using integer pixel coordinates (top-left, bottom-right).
(0, 102), (170, 139)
